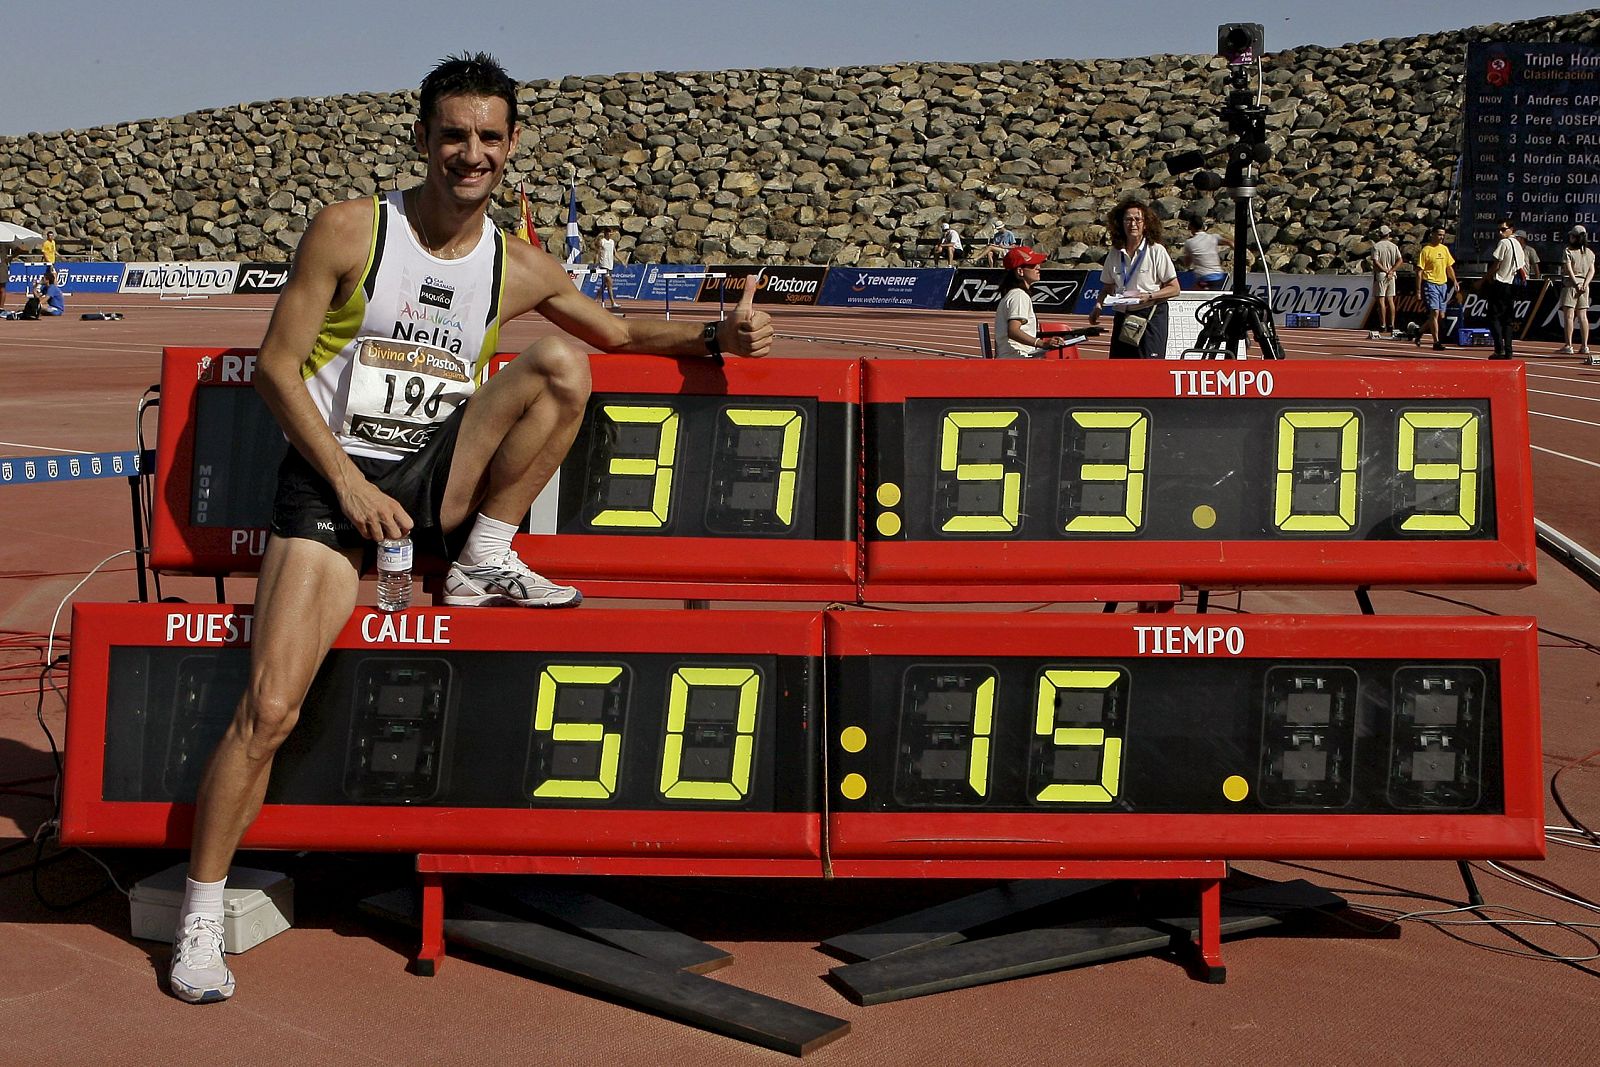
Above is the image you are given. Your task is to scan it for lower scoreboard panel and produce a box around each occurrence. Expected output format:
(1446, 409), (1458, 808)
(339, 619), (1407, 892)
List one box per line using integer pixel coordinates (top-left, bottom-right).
(62, 605), (1543, 871)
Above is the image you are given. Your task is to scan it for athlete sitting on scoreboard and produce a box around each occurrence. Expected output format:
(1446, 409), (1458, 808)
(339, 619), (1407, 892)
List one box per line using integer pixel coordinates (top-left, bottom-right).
(166, 52), (771, 1005)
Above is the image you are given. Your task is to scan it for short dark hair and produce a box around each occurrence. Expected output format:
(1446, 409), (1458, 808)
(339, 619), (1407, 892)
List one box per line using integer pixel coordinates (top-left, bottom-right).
(419, 52), (519, 130)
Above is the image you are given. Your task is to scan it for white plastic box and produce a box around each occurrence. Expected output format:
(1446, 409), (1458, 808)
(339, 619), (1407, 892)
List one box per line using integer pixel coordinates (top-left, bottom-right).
(129, 863), (294, 952)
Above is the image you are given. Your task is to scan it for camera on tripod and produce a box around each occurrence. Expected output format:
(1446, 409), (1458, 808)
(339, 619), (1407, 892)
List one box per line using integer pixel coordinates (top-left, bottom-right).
(1160, 22), (1284, 359)
(1218, 23), (1262, 66)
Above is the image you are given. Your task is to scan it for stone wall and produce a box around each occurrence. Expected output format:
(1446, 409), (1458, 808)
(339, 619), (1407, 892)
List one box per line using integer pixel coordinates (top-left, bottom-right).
(2, 11), (1595, 271)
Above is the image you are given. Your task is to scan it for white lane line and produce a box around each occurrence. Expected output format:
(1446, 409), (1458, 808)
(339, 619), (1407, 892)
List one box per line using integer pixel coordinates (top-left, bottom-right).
(1532, 443), (1600, 471)
(0, 440), (94, 454)
(1530, 410), (1600, 430)
(1531, 388), (1600, 405)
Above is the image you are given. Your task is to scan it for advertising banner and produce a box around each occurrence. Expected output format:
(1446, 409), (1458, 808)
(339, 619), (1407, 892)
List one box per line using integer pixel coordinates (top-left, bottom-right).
(6, 262), (126, 294)
(697, 266), (827, 306)
(621, 264), (706, 302)
(1244, 273), (1374, 330)
(122, 262), (240, 296)
(232, 263), (291, 294)
(943, 268), (1096, 313)
(1460, 42), (1600, 267)
(820, 267), (954, 309)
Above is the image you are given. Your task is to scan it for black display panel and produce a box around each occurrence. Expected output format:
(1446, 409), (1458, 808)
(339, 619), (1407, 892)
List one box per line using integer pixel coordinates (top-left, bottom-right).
(103, 647), (817, 812)
(556, 393), (853, 539)
(867, 398), (1495, 541)
(830, 655), (1502, 814)
(189, 388), (287, 528)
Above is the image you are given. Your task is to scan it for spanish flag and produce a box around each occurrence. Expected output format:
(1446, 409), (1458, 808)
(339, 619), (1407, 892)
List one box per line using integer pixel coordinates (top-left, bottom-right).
(515, 183), (542, 249)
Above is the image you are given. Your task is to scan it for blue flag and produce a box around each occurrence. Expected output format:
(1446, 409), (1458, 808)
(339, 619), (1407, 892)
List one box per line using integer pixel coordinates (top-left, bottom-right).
(565, 178), (581, 265)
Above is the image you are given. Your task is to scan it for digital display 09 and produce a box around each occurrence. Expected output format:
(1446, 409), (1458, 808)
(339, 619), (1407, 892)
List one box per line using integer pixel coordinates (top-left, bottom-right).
(861, 359), (1536, 594)
(879, 399), (1491, 541)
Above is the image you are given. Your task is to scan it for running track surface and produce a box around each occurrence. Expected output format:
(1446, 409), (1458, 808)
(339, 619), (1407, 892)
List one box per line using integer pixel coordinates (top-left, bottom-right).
(2, 293), (1598, 1065)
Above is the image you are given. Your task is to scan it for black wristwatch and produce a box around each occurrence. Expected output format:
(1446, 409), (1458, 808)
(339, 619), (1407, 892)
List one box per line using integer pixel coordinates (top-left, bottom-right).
(702, 320), (724, 366)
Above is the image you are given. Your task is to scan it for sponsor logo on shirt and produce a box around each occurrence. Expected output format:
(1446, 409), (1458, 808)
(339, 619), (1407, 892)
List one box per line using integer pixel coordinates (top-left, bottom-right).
(419, 276), (455, 310)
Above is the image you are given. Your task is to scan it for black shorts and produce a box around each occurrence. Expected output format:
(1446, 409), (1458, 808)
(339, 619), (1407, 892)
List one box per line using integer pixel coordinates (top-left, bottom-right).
(270, 404), (468, 565)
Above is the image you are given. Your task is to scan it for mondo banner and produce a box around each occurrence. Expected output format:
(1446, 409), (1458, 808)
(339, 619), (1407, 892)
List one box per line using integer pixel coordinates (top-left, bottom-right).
(122, 262), (240, 296)
(698, 266), (827, 306)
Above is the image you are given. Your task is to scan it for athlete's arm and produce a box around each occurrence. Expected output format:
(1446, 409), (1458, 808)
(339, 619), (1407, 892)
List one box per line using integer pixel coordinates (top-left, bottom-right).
(505, 240), (772, 358)
(253, 199), (413, 541)
(1006, 318), (1039, 348)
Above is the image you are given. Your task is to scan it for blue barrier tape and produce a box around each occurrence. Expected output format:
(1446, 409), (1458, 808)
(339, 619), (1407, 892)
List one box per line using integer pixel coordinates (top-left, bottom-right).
(0, 449), (152, 486)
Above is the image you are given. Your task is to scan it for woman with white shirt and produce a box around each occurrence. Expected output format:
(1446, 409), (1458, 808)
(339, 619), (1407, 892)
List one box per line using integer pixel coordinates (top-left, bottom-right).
(1087, 198), (1181, 358)
(994, 245), (1049, 357)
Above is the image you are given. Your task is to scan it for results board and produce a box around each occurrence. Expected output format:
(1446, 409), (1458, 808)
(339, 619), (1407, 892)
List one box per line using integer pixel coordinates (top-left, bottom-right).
(61, 605), (1543, 874)
(150, 350), (1534, 597)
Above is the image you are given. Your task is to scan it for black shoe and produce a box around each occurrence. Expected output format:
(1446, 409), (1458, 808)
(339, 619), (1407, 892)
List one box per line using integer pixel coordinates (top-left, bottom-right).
(1432, 342), (1446, 351)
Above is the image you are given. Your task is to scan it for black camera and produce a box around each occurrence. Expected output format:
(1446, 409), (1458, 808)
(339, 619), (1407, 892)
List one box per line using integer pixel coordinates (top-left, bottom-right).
(1218, 23), (1263, 66)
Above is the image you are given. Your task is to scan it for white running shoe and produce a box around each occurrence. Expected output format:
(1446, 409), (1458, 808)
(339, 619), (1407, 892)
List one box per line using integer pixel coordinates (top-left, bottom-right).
(169, 914), (234, 1003)
(443, 551), (582, 607)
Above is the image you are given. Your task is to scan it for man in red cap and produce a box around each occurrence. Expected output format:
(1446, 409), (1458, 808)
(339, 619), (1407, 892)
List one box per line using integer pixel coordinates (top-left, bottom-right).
(995, 245), (1051, 357)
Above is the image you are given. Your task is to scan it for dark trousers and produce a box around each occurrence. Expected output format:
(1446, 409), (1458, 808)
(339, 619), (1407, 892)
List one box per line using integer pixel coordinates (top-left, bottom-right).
(1486, 280), (1517, 356)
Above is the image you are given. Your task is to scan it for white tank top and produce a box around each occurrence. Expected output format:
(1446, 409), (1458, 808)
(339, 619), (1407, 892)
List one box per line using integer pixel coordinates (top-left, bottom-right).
(301, 190), (506, 461)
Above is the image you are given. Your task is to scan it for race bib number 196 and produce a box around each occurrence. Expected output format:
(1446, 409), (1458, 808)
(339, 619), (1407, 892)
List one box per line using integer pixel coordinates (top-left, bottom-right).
(343, 337), (475, 453)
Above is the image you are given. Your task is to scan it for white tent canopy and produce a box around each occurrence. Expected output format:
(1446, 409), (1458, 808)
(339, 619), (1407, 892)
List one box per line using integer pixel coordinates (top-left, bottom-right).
(0, 222), (45, 247)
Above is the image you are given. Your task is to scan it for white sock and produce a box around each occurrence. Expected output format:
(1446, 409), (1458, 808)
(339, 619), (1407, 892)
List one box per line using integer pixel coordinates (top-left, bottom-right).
(458, 514), (518, 567)
(181, 875), (226, 925)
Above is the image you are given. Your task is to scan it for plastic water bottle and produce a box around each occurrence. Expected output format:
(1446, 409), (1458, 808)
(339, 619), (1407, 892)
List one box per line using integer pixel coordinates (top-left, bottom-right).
(376, 537), (413, 613)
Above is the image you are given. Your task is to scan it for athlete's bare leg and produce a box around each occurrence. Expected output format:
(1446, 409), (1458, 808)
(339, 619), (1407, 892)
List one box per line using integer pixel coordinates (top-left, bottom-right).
(439, 335), (591, 530)
(188, 535), (360, 882)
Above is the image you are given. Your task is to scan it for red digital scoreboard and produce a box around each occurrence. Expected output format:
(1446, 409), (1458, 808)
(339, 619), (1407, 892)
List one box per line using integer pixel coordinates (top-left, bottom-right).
(148, 347), (860, 600)
(61, 604), (824, 874)
(60, 605), (1543, 872)
(111, 348), (1545, 879)
(862, 359), (1536, 597)
(824, 611), (1543, 876)
(150, 351), (1536, 600)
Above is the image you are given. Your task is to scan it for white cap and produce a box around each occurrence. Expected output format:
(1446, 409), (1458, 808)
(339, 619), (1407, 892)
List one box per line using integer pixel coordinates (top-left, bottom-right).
(1377, 225), (1392, 236)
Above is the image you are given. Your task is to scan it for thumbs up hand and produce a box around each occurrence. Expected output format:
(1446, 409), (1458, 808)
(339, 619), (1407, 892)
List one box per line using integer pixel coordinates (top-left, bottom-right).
(719, 269), (773, 359)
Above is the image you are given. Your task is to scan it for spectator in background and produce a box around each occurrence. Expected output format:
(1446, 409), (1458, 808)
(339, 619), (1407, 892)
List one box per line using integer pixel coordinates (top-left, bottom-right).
(935, 222), (963, 266)
(1485, 217), (1526, 359)
(38, 268), (65, 316)
(1414, 226), (1459, 351)
(594, 226), (622, 313)
(1560, 224), (1594, 356)
(978, 219), (1019, 267)
(0, 243), (11, 311)
(41, 231), (57, 267)
(993, 245), (1050, 357)
(1368, 224), (1404, 338)
(1087, 198), (1180, 359)
(1515, 230), (1541, 280)
(1181, 217), (1232, 291)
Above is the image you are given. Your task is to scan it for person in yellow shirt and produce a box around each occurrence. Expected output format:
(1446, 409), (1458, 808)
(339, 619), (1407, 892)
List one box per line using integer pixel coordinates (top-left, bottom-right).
(1414, 226), (1459, 351)
(40, 231), (57, 266)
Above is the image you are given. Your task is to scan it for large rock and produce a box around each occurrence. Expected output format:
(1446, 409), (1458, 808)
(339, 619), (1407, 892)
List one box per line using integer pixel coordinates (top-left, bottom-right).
(1, 11), (1589, 268)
